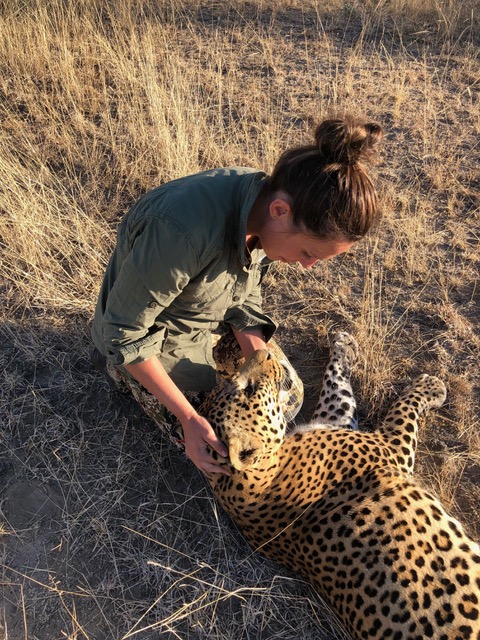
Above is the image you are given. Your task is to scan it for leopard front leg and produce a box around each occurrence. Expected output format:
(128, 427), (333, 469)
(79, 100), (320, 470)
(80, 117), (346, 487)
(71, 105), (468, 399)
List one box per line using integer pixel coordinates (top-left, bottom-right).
(311, 332), (359, 429)
(290, 332), (359, 435)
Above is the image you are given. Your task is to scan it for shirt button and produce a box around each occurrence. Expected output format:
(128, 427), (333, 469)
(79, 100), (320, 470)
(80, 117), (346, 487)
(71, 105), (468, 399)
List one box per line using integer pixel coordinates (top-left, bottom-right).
(233, 295), (240, 302)
(148, 300), (157, 308)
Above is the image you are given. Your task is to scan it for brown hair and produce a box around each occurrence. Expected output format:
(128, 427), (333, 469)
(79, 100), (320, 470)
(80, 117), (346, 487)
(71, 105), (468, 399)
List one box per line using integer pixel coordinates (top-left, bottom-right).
(266, 116), (383, 241)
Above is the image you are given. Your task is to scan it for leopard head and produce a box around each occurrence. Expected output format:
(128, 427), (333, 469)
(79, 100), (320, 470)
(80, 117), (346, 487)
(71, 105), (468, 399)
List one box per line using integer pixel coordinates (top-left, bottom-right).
(202, 349), (288, 470)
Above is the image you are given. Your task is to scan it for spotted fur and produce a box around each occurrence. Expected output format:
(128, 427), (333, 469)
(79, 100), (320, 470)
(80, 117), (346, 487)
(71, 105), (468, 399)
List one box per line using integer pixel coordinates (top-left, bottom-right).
(201, 333), (480, 640)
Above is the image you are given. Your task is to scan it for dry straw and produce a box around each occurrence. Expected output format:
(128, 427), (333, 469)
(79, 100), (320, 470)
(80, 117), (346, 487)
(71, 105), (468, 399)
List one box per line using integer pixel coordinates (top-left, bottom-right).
(1, 1), (479, 638)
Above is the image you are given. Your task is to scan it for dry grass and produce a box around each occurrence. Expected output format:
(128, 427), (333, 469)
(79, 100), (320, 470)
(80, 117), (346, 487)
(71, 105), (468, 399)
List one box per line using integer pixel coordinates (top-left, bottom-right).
(1, 1), (479, 638)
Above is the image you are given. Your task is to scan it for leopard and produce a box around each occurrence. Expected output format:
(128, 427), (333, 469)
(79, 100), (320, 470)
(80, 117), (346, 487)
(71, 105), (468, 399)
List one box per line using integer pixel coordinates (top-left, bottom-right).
(200, 332), (480, 640)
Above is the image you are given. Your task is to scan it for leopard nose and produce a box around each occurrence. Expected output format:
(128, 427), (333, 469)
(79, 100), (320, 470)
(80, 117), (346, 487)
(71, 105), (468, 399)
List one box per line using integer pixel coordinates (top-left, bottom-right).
(231, 447), (261, 471)
(229, 434), (263, 470)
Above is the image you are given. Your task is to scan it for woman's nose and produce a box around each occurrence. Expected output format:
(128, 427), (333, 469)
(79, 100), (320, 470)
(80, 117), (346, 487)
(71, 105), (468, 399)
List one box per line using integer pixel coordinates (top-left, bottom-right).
(299, 257), (318, 269)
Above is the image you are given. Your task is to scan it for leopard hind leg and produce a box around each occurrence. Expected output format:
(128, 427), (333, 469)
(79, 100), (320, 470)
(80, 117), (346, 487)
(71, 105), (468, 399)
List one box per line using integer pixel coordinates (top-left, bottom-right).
(377, 374), (446, 475)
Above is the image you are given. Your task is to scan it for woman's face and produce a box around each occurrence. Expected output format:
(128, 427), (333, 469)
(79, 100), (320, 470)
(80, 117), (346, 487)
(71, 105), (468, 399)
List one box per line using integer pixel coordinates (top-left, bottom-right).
(263, 233), (354, 268)
(257, 197), (354, 268)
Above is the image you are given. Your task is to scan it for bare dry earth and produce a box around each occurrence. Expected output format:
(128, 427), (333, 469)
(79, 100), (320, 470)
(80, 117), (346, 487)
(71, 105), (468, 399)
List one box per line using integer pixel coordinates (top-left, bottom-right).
(1, 3), (479, 640)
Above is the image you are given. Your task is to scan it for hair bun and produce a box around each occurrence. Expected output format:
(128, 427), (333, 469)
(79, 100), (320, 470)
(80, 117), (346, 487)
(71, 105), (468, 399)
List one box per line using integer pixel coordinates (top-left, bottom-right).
(314, 116), (383, 166)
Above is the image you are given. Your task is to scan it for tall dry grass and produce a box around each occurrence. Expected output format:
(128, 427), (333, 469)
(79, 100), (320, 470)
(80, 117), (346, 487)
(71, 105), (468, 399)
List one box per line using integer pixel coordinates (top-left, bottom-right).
(1, 1), (479, 639)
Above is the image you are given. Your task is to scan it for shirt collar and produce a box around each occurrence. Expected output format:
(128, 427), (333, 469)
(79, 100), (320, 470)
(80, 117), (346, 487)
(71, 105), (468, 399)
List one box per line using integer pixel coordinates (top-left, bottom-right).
(236, 171), (267, 267)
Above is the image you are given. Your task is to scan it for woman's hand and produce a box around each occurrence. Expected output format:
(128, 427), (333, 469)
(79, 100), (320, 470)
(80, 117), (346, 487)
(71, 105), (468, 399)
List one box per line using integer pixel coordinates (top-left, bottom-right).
(125, 357), (230, 474)
(181, 413), (230, 476)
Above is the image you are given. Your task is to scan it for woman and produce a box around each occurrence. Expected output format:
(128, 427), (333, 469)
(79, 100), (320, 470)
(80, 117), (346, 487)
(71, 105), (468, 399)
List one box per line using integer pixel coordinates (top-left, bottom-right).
(91, 116), (383, 476)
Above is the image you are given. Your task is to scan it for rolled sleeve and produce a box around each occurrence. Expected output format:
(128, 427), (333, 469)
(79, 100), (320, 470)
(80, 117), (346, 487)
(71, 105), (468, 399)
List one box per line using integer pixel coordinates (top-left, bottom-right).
(225, 304), (276, 342)
(109, 327), (169, 366)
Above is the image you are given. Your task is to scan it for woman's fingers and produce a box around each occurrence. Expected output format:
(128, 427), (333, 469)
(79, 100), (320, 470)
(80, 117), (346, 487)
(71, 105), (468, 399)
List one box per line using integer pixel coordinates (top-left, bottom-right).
(182, 414), (230, 476)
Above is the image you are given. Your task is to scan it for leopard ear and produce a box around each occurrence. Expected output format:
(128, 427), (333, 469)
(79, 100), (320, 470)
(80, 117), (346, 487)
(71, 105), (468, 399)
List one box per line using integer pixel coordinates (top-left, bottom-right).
(242, 379), (257, 398)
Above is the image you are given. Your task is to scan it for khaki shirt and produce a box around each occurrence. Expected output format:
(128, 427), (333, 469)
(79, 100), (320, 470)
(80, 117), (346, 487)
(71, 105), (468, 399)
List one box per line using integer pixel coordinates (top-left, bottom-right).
(91, 168), (276, 391)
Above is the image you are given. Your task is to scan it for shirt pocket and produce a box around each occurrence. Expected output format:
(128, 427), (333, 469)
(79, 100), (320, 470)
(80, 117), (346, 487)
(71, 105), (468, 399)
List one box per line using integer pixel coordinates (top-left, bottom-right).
(176, 259), (237, 317)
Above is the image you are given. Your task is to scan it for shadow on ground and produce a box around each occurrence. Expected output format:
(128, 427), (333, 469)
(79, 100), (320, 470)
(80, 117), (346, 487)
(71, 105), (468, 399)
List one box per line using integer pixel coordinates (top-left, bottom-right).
(0, 319), (343, 640)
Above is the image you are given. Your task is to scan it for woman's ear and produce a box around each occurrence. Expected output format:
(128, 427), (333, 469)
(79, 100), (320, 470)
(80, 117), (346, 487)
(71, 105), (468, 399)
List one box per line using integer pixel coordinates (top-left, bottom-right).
(269, 193), (293, 220)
